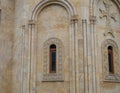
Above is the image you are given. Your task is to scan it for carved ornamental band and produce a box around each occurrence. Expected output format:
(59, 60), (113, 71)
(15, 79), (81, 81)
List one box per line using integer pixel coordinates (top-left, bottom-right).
(42, 38), (64, 81)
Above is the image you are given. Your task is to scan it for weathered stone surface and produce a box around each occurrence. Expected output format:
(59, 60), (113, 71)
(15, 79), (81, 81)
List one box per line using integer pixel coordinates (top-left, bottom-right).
(0, 0), (120, 93)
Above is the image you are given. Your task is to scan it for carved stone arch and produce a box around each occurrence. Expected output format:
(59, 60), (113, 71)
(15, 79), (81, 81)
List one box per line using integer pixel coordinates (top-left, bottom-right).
(31, 0), (77, 20)
(29, 0), (78, 92)
(102, 39), (118, 49)
(42, 38), (64, 81)
(112, 0), (120, 12)
(101, 39), (120, 82)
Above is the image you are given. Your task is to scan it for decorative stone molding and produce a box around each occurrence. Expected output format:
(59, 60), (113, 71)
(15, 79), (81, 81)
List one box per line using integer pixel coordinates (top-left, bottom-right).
(113, 0), (120, 11)
(71, 15), (78, 21)
(104, 74), (120, 82)
(28, 20), (36, 25)
(90, 15), (96, 24)
(31, 0), (77, 20)
(71, 15), (78, 27)
(99, 0), (117, 37)
(42, 38), (64, 81)
(102, 39), (120, 82)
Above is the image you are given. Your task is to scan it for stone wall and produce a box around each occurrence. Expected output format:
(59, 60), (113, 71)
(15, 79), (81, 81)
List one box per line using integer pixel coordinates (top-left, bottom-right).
(0, 0), (120, 93)
(0, 0), (15, 93)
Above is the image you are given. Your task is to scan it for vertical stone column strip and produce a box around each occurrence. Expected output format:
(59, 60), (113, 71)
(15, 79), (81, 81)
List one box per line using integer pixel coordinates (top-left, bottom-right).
(73, 15), (79, 93)
(21, 25), (25, 93)
(22, 22), (31, 93)
(27, 21), (32, 93)
(87, 19), (93, 93)
(70, 15), (79, 93)
(71, 15), (79, 93)
(87, 0), (97, 93)
(28, 20), (36, 93)
(82, 19), (89, 93)
(90, 16), (97, 93)
(89, 0), (94, 16)
(70, 17), (75, 93)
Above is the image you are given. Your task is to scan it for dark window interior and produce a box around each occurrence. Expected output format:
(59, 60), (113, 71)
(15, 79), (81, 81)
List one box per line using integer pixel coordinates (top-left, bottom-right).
(50, 44), (56, 73)
(0, 9), (1, 23)
(108, 46), (114, 74)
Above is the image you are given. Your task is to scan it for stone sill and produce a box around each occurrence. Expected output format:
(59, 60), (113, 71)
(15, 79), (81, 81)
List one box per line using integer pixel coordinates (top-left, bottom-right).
(42, 73), (64, 82)
(104, 74), (120, 83)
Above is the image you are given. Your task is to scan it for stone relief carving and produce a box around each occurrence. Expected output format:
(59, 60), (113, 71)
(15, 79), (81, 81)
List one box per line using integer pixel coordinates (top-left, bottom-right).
(102, 39), (120, 82)
(99, 0), (117, 37)
(42, 38), (64, 81)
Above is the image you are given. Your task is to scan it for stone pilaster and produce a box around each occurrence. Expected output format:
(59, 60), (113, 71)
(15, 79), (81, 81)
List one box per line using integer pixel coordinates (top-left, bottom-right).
(21, 25), (25, 93)
(70, 15), (78, 93)
(82, 19), (88, 93)
(22, 20), (36, 93)
(28, 20), (36, 93)
(72, 16), (79, 93)
(89, 15), (97, 93)
(81, 16), (96, 93)
(22, 22), (31, 93)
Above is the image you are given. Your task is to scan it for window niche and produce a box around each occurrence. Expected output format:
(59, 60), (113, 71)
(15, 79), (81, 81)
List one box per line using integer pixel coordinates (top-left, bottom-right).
(102, 39), (120, 82)
(42, 38), (64, 82)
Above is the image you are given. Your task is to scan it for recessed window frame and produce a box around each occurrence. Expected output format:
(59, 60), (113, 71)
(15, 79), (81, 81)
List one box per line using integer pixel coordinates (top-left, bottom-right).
(42, 38), (64, 82)
(102, 39), (120, 83)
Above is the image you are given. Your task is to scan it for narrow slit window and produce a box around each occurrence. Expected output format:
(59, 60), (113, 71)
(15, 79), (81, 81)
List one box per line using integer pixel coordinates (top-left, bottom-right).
(0, 9), (1, 24)
(50, 44), (56, 73)
(108, 46), (114, 74)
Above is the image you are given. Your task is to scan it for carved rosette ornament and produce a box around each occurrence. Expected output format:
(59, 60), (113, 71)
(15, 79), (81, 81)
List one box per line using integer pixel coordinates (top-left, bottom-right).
(102, 39), (120, 82)
(42, 38), (64, 81)
(99, 0), (117, 37)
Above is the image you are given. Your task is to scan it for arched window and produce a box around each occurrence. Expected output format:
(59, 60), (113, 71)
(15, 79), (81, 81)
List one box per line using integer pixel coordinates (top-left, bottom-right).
(102, 39), (120, 82)
(108, 46), (114, 74)
(50, 44), (56, 73)
(0, 9), (1, 24)
(43, 38), (63, 81)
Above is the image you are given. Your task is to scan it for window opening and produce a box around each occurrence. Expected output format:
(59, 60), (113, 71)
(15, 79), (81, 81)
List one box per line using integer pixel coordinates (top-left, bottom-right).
(108, 46), (114, 73)
(50, 44), (56, 73)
